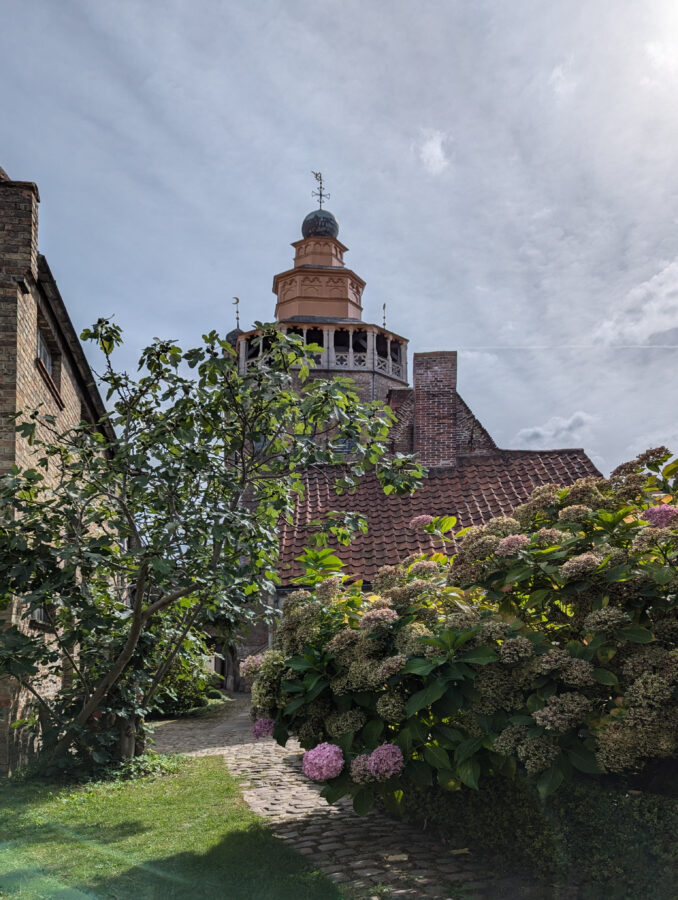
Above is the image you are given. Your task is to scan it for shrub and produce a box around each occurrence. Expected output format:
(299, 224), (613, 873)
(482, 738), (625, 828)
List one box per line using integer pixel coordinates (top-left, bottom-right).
(250, 448), (678, 820)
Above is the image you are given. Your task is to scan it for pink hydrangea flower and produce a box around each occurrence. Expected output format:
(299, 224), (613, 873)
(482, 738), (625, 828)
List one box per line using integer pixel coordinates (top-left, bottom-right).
(409, 515), (434, 530)
(350, 753), (376, 784)
(366, 743), (405, 780)
(302, 742), (345, 781)
(360, 607), (399, 629)
(241, 653), (265, 679)
(496, 534), (530, 557)
(643, 505), (678, 527)
(252, 717), (275, 739)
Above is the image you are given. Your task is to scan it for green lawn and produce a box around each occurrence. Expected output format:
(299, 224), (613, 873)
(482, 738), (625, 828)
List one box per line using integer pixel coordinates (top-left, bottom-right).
(0, 756), (344, 900)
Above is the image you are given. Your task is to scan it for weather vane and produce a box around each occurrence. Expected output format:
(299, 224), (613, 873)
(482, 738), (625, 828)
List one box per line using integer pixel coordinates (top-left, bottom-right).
(232, 296), (240, 329)
(382, 303), (387, 328)
(311, 171), (329, 209)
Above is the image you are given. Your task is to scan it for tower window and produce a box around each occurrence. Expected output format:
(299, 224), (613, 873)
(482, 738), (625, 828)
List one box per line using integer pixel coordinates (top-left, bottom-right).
(376, 334), (388, 358)
(334, 330), (350, 350)
(306, 328), (324, 348)
(352, 330), (367, 353)
(390, 341), (402, 364)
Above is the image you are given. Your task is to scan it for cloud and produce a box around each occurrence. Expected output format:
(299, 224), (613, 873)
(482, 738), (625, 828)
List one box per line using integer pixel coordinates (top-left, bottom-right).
(549, 61), (578, 98)
(594, 260), (678, 346)
(514, 411), (597, 449)
(417, 130), (450, 176)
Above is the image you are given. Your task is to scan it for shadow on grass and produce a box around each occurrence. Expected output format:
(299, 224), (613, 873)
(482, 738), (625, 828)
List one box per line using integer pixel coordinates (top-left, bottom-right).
(58, 825), (340, 900)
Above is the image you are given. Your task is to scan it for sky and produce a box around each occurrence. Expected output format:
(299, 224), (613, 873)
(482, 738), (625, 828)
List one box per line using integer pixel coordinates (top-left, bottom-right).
(2, 0), (678, 474)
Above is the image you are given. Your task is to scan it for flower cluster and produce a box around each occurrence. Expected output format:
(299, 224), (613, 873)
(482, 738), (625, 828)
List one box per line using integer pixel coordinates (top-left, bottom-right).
(302, 742), (345, 781)
(495, 534), (530, 557)
(559, 552), (602, 582)
(642, 505), (678, 527)
(366, 743), (405, 780)
(409, 560), (441, 577)
(252, 717), (275, 739)
(240, 653), (265, 679)
(557, 505), (591, 523)
(378, 654), (407, 680)
(532, 692), (591, 732)
(376, 690), (407, 723)
(582, 607), (629, 633)
(360, 607), (399, 629)
(372, 565), (405, 592)
(534, 527), (570, 548)
(326, 708), (367, 737)
(498, 636), (534, 664)
(409, 515), (434, 530)
(484, 516), (522, 537)
(316, 577), (342, 603)
(350, 753), (375, 784)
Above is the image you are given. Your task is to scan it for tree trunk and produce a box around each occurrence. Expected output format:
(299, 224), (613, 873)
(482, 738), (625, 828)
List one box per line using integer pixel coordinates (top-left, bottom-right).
(117, 716), (136, 760)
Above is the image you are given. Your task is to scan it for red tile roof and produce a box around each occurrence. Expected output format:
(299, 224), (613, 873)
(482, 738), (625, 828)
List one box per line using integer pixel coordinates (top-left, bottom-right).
(278, 449), (600, 585)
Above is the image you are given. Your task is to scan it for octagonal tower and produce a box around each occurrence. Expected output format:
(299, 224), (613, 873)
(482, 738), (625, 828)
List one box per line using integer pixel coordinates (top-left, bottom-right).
(237, 208), (408, 403)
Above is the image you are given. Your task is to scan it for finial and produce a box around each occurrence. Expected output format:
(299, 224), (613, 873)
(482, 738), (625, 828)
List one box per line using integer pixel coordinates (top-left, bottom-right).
(311, 171), (329, 210)
(232, 297), (240, 329)
(382, 303), (387, 328)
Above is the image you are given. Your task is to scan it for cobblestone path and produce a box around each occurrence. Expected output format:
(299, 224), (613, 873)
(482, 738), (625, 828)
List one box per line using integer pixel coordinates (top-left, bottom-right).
(153, 696), (571, 899)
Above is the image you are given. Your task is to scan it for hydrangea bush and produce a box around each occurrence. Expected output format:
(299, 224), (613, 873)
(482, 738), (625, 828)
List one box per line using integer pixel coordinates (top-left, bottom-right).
(250, 448), (678, 813)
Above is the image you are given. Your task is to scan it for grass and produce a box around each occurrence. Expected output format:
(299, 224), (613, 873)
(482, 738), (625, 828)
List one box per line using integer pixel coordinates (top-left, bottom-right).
(0, 755), (344, 900)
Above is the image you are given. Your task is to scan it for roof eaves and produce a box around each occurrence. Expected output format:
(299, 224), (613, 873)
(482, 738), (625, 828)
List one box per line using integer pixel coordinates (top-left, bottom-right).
(32, 256), (116, 443)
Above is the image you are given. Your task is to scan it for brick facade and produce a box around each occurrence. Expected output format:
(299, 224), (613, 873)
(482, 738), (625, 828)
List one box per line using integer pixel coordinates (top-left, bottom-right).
(0, 168), (109, 775)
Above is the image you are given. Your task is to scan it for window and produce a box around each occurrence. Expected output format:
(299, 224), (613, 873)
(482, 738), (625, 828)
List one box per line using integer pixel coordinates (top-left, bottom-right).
(37, 330), (53, 376)
(35, 318), (65, 409)
(305, 328), (324, 348)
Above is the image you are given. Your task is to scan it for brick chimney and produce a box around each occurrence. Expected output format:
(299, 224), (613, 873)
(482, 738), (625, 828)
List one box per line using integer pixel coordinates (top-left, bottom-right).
(0, 168), (40, 282)
(413, 351), (458, 466)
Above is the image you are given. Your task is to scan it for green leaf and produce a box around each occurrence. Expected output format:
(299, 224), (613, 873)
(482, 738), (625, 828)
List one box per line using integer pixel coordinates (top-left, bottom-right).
(509, 715), (535, 726)
(284, 696), (306, 715)
(526, 589), (550, 608)
(424, 744), (452, 771)
(568, 746), (603, 775)
(662, 460), (678, 478)
(457, 647), (498, 666)
(619, 625), (654, 644)
(454, 736), (485, 765)
(437, 769), (458, 791)
(273, 723), (289, 746)
(321, 781), (350, 804)
(353, 789), (374, 816)
(396, 726), (413, 755)
(435, 515), (457, 534)
(537, 764), (564, 801)
(406, 759), (433, 787)
(456, 758), (481, 790)
(402, 658), (437, 676)
(286, 657), (314, 672)
(361, 718), (384, 747)
(406, 680), (447, 717)
(504, 566), (532, 583)
(336, 731), (355, 753)
(592, 668), (618, 686)
(526, 693), (545, 713)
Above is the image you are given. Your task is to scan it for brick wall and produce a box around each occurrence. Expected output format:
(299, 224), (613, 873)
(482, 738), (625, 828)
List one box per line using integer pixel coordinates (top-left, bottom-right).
(412, 352), (458, 467)
(0, 173), (91, 774)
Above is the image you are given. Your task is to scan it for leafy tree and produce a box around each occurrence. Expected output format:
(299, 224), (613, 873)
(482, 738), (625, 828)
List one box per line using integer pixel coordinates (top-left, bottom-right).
(0, 321), (423, 770)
